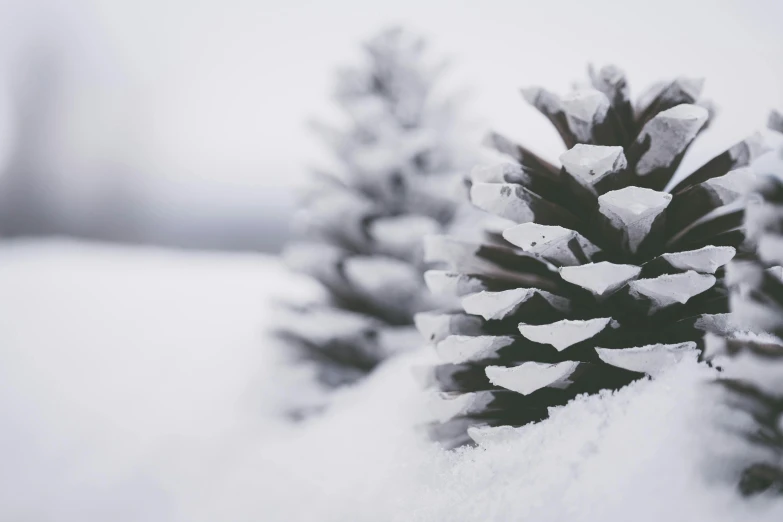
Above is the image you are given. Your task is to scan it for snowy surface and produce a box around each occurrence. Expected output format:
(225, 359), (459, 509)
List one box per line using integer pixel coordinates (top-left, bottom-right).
(0, 240), (317, 521)
(1, 240), (783, 521)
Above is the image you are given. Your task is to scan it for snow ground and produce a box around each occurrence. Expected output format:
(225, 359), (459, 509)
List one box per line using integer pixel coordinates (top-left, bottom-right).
(1, 240), (782, 521)
(0, 240), (314, 521)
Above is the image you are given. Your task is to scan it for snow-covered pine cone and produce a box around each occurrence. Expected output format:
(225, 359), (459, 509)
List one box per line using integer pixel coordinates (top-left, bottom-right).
(704, 113), (783, 495)
(278, 28), (473, 388)
(418, 65), (769, 448)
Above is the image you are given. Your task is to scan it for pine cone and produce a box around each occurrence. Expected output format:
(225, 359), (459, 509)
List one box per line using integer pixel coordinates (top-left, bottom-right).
(419, 65), (768, 448)
(278, 28), (473, 388)
(704, 125), (783, 494)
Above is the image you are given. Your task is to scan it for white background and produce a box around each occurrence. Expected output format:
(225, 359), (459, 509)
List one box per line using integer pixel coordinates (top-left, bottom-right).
(0, 0), (781, 249)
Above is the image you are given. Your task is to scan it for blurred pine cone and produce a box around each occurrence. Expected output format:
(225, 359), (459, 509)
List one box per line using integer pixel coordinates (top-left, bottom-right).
(705, 116), (783, 495)
(278, 28), (475, 389)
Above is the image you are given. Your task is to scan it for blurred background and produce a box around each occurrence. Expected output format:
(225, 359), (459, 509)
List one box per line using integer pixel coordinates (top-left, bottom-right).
(1, 0), (781, 253)
(1, 2), (783, 520)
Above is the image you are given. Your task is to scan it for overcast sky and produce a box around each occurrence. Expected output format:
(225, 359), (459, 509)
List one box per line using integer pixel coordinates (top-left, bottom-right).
(2, 0), (782, 191)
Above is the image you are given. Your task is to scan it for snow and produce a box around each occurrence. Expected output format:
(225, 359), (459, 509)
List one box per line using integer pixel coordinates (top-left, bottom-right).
(434, 334), (512, 364)
(598, 186), (672, 253)
(344, 255), (422, 305)
(503, 222), (602, 266)
(415, 360), (780, 522)
(424, 269), (489, 297)
(595, 342), (699, 376)
(635, 104), (709, 175)
(251, 351), (783, 522)
(0, 239), (319, 521)
(629, 271), (716, 311)
(470, 163), (529, 185)
(486, 360), (581, 395)
(470, 182), (536, 223)
(659, 245), (736, 274)
(518, 317), (612, 351)
(520, 86), (560, 115)
(559, 144), (627, 188)
(1, 240), (782, 521)
(462, 287), (570, 321)
(369, 214), (440, 257)
(424, 235), (518, 281)
(414, 311), (483, 344)
(561, 89), (610, 143)
(704, 167), (757, 204)
(559, 261), (641, 296)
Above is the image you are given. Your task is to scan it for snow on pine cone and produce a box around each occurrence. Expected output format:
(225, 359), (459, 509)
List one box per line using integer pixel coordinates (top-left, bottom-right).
(278, 28), (474, 389)
(704, 113), (783, 495)
(417, 64), (769, 448)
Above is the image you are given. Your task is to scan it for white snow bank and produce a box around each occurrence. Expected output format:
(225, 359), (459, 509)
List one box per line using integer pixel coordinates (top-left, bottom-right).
(397, 361), (783, 522)
(0, 239), (318, 521)
(224, 354), (782, 522)
(1, 240), (782, 521)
